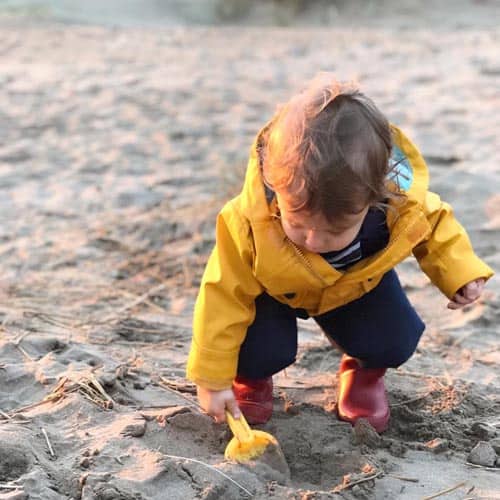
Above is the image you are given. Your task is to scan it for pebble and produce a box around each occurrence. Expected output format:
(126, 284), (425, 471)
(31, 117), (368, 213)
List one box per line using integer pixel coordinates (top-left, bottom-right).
(121, 419), (147, 438)
(490, 437), (500, 454)
(467, 441), (497, 467)
(351, 485), (363, 497)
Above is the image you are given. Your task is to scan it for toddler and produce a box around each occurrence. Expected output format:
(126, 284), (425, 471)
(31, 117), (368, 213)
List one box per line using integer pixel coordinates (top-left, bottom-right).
(186, 75), (493, 432)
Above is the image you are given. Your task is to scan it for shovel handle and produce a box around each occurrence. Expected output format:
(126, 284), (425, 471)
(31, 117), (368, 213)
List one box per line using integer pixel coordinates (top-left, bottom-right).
(225, 410), (254, 444)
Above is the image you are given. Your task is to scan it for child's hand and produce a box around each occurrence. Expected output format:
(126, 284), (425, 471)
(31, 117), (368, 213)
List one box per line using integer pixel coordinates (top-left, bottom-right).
(447, 278), (485, 309)
(196, 385), (241, 423)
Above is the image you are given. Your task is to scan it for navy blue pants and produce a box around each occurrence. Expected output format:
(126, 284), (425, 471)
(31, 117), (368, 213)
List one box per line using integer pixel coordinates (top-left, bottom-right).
(237, 270), (425, 379)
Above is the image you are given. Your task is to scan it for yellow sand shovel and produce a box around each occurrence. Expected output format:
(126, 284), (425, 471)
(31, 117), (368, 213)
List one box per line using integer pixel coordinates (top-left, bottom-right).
(224, 410), (290, 477)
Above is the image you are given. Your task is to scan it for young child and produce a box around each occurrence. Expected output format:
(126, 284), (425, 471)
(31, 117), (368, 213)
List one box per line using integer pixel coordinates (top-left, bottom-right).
(186, 74), (493, 433)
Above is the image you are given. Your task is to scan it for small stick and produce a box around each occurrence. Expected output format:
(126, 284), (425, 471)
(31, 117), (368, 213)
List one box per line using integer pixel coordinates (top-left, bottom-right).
(162, 454), (252, 497)
(114, 283), (167, 317)
(16, 344), (34, 362)
(334, 471), (383, 492)
(0, 485), (19, 490)
(8, 395), (61, 416)
(388, 474), (419, 483)
(88, 282), (167, 326)
(390, 392), (432, 407)
(422, 481), (467, 500)
(0, 410), (12, 420)
(465, 462), (500, 472)
(393, 369), (448, 387)
(182, 257), (193, 288)
(160, 378), (196, 394)
(14, 331), (31, 346)
(42, 428), (55, 457)
(158, 377), (201, 409)
(88, 374), (115, 406)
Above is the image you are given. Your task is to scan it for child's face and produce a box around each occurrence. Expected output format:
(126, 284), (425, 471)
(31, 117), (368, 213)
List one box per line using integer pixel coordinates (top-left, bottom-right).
(276, 191), (369, 254)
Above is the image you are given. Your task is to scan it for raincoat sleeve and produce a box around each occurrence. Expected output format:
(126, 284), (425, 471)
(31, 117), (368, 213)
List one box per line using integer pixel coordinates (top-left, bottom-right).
(186, 201), (264, 390)
(413, 191), (494, 298)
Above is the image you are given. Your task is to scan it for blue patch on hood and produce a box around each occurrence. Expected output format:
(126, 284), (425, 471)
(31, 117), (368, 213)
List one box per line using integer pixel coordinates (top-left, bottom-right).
(388, 145), (413, 191)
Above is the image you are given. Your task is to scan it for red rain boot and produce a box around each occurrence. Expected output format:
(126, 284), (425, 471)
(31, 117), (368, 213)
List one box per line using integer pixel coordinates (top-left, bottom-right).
(337, 355), (390, 433)
(232, 375), (273, 424)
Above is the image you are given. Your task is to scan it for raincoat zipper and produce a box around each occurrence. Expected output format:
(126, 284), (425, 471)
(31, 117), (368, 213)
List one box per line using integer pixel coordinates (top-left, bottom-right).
(285, 236), (329, 287)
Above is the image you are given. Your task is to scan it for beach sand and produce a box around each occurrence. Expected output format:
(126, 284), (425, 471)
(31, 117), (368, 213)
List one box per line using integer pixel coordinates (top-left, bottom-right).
(0, 3), (499, 498)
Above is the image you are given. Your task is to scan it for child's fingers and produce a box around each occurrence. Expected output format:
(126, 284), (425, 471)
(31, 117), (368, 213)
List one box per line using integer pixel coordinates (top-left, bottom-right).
(447, 293), (472, 309)
(225, 398), (241, 419)
(451, 293), (471, 305)
(462, 280), (484, 300)
(449, 280), (485, 309)
(213, 404), (227, 423)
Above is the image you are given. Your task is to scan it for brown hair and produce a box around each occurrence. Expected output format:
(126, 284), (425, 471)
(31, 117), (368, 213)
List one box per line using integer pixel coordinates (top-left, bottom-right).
(262, 74), (399, 221)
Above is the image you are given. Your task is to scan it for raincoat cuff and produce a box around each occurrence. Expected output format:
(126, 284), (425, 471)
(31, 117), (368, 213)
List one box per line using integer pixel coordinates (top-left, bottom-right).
(439, 256), (494, 298)
(186, 339), (238, 390)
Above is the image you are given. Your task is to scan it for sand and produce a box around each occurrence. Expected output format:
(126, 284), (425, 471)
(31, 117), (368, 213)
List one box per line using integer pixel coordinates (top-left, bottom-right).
(0, 2), (499, 499)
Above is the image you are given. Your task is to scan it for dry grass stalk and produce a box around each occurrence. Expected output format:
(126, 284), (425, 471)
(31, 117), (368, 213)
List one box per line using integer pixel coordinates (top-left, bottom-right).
(0, 410), (12, 421)
(388, 474), (419, 483)
(158, 377), (201, 409)
(8, 378), (72, 416)
(96, 283), (167, 325)
(15, 344), (34, 362)
(42, 428), (56, 457)
(390, 391), (433, 407)
(162, 454), (252, 497)
(119, 290), (168, 315)
(393, 369), (449, 387)
(422, 481), (467, 500)
(72, 373), (115, 410)
(333, 470), (384, 492)
(465, 462), (500, 472)
(159, 377), (196, 394)
(8, 373), (115, 417)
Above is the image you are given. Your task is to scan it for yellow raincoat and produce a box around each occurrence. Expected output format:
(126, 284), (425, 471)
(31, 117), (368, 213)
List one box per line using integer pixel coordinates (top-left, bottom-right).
(187, 126), (494, 390)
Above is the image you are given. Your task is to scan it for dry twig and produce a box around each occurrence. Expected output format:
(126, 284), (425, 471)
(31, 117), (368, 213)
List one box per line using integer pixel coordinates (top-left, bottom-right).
(158, 377), (201, 409)
(0, 410), (12, 421)
(390, 391), (432, 407)
(333, 471), (384, 492)
(42, 428), (55, 457)
(159, 377), (196, 394)
(465, 462), (500, 472)
(73, 374), (115, 410)
(98, 283), (167, 324)
(387, 474), (419, 483)
(162, 454), (252, 497)
(9, 373), (115, 416)
(422, 481), (467, 500)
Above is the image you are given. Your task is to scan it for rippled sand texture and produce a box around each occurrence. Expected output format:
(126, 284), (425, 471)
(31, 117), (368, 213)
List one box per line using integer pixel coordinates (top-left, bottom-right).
(0, 5), (499, 499)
